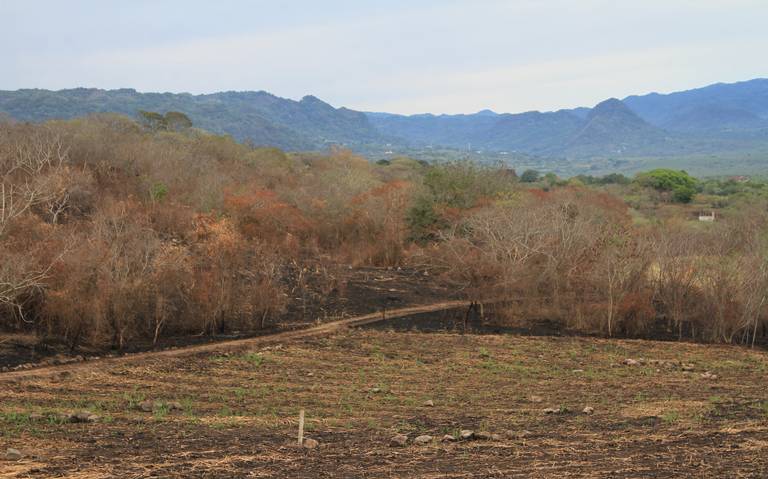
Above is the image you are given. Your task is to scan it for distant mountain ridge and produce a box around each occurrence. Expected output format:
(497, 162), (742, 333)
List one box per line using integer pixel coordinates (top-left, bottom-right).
(2, 78), (768, 158)
(0, 88), (383, 151)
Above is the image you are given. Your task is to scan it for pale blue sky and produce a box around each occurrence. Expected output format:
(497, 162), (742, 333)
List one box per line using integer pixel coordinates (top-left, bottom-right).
(2, 0), (767, 114)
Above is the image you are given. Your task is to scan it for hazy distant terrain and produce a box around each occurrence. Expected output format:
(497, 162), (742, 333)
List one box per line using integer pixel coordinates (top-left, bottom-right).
(2, 79), (768, 174)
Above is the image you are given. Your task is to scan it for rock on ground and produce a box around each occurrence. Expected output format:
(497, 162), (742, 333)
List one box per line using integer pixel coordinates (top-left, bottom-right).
(303, 438), (319, 449)
(414, 435), (433, 445)
(390, 434), (408, 447)
(71, 411), (99, 423)
(460, 430), (474, 440)
(5, 448), (22, 461)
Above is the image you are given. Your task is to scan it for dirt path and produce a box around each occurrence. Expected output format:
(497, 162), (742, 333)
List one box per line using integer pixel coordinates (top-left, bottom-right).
(0, 300), (469, 382)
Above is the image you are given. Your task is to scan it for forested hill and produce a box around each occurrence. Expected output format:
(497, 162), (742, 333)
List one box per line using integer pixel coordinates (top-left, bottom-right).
(2, 78), (768, 158)
(0, 88), (384, 151)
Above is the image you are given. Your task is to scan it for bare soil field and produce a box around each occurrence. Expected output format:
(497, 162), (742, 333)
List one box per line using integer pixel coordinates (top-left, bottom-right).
(2, 325), (768, 478)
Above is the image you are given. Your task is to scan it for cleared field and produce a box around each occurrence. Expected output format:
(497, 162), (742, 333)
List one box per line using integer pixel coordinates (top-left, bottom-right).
(2, 328), (768, 478)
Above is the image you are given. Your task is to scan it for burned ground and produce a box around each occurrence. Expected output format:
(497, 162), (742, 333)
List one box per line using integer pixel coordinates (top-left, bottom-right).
(2, 327), (768, 478)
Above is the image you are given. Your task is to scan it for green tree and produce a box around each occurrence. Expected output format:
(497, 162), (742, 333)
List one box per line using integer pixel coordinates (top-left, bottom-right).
(520, 169), (540, 183)
(164, 111), (193, 131)
(635, 169), (698, 203)
(138, 110), (166, 131)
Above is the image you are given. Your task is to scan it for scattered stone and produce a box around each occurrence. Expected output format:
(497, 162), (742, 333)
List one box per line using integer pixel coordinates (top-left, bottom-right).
(441, 434), (457, 442)
(475, 431), (492, 440)
(306, 372), (314, 377)
(528, 395), (544, 403)
(29, 413), (44, 421)
(370, 387), (382, 394)
(414, 435), (433, 445)
(701, 371), (718, 380)
(5, 448), (22, 461)
(390, 434), (408, 447)
(623, 359), (640, 366)
(490, 433), (502, 441)
(423, 400), (434, 407)
(166, 401), (184, 411)
(303, 438), (319, 449)
(572, 369), (585, 373)
(460, 430), (474, 440)
(543, 407), (559, 414)
(52, 412), (71, 423)
(582, 406), (595, 415)
(681, 363), (695, 372)
(138, 400), (155, 412)
(72, 411), (99, 423)
(504, 429), (529, 439)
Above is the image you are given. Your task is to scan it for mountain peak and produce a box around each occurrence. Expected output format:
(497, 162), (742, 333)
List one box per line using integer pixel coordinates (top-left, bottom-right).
(588, 98), (633, 118)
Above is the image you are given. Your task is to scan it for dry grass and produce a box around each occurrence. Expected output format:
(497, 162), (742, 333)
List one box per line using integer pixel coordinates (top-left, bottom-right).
(2, 329), (768, 477)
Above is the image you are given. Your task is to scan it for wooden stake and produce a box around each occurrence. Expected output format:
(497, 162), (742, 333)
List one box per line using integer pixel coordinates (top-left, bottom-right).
(298, 409), (305, 446)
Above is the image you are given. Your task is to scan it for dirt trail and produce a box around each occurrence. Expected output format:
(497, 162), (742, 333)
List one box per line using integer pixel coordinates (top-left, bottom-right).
(0, 300), (469, 382)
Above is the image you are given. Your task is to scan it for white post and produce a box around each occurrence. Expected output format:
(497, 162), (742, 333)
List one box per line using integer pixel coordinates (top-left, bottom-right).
(298, 409), (305, 446)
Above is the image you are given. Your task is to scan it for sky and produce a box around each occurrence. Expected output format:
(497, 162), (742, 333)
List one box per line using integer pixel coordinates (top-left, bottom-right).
(2, 0), (768, 115)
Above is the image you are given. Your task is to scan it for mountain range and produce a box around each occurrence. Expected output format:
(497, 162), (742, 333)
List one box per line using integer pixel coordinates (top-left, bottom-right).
(2, 79), (768, 161)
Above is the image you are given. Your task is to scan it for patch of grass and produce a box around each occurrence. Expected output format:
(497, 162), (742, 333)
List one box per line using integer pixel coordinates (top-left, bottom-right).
(153, 402), (170, 420)
(661, 411), (680, 424)
(0, 411), (32, 426)
(123, 389), (146, 409)
(241, 352), (265, 367)
(218, 406), (236, 417)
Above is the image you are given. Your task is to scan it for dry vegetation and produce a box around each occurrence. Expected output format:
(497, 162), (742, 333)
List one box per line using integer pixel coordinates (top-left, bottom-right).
(2, 327), (768, 477)
(2, 114), (768, 355)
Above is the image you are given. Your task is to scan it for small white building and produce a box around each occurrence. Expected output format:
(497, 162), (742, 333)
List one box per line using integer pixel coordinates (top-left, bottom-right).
(698, 211), (716, 222)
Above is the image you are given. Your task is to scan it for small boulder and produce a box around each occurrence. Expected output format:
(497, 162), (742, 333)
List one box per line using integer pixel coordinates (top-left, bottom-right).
(582, 406), (595, 415)
(138, 400), (154, 412)
(72, 411), (98, 423)
(303, 438), (319, 449)
(423, 400), (434, 407)
(460, 430), (474, 440)
(414, 435), (433, 445)
(5, 448), (22, 461)
(623, 359), (640, 366)
(390, 434), (408, 447)
(441, 434), (457, 442)
(681, 363), (695, 372)
(528, 395), (544, 403)
(543, 407), (560, 414)
(475, 431), (492, 440)
(370, 387), (382, 394)
(700, 371), (718, 380)
(511, 429), (532, 439)
(166, 401), (184, 411)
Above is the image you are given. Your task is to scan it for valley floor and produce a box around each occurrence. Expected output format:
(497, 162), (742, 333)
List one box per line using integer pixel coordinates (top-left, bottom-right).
(2, 328), (768, 478)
